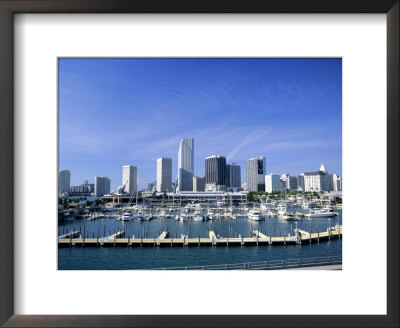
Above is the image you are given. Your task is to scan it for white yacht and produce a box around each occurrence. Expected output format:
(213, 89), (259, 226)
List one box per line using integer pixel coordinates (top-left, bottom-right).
(277, 203), (287, 216)
(305, 207), (339, 218)
(121, 212), (133, 221)
(280, 212), (295, 221)
(247, 209), (262, 221)
(179, 212), (188, 221)
(136, 210), (145, 221)
(193, 214), (204, 222)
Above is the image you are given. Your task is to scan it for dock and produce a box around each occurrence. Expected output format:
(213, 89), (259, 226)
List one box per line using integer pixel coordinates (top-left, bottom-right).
(58, 225), (342, 247)
(58, 231), (80, 239)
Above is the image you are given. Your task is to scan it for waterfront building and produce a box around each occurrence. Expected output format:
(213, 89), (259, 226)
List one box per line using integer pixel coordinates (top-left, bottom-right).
(193, 176), (206, 192)
(298, 174), (305, 191)
(226, 163), (241, 191)
(122, 165), (137, 194)
(177, 138), (194, 191)
(69, 181), (94, 196)
(157, 158), (172, 192)
(58, 170), (71, 194)
(205, 155), (227, 191)
(281, 173), (298, 192)
(94, 176), (111, 197)
(246, 156), (266, 191)
(333, 174), (343, 192)
(148, 182), (155, 192)
(265, 174), (281, 193)
(303, 164), (334, 192)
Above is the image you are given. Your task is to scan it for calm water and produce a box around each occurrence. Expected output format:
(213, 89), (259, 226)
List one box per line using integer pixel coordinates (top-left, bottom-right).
(58, 207), (342, 270)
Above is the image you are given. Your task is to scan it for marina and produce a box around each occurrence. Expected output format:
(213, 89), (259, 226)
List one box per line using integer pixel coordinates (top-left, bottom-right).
(58, 200), (342, 269)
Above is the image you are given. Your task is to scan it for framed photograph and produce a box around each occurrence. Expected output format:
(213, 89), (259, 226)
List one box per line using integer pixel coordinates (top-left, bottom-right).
(0, 1), (398, 327)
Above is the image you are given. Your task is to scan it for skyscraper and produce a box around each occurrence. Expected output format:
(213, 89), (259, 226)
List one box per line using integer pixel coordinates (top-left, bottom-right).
(58, 170), (71, 194)
(226, 163), (241, 189)
(122, 165), (137, 194)
(94, 176), (111, 197)
(246, 157), (266, 191)
(193, 176), (206, 192)
(205, 155), (226, 191)
(265, 174), (281, 193)
(157, 158), (172, 192)
(177, 138), (194, 191)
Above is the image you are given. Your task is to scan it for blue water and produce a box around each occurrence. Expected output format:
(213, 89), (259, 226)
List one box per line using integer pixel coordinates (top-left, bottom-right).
(58, 208), (342, 270)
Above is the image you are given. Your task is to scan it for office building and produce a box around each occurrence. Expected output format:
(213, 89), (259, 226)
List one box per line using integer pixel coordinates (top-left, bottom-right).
(193, 176), (206, 192)
(148, 182), (155, 192)
(157, 158), (172, 192)
(303, 164), (334, 192)
(246, 156), (266, 191)
(59, 170), (71, 194)
(298, 174), (305, 191)
(205, 155), (226, 191)
(333, 174), (342, 192)
(122, 165), (137, 194)
(281, 174), (298, 192)
(226, 163), (241, 190)
(265, 174), (281, 193)
(177, 138), (194, 191)
(94, 176), (111, 197)
(69, 180), (94, 195)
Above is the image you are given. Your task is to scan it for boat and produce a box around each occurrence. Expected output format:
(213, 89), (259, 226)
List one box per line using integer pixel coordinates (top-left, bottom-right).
(179, 212), (188, 221)
(305, 207), (339, 218)
(247, 209), (262, 221)
(136, 210), (145, 221)
(216, 200), (224, 207)
(280, 212), (295, 221)
(193, 214), (204, 222)
(277, 203), (287, 216)
(121, 211), (133, 221)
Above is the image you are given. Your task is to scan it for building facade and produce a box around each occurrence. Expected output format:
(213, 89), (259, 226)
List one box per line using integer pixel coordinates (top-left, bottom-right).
(333, 173), (342, 192)
(205, 155), (227, 191)
(122, 165), (137, 194)
(193, 176), (206, 192)
(303, 164), (334, 192)
(246, 157), (266, 191)
(177, 138), (194, 191)
(265, 174), (281, 193)
(69, 181), (94, 195)
(157, 158), (172, 192)
(59, 170), (71, 194)
(94, 176), (111, 197)
(226, 163), (241, 189)
(297, 174), (305, 191)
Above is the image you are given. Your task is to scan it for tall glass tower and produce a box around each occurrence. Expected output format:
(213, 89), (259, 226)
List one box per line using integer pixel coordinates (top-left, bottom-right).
(177, 138), (194, 191)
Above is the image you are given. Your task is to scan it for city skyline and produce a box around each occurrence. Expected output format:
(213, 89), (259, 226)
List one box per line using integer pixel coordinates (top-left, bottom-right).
(59, 58), (342, 189)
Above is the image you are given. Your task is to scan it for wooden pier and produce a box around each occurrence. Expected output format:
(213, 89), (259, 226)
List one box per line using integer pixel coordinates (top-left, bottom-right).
(59, 225), (342, 247)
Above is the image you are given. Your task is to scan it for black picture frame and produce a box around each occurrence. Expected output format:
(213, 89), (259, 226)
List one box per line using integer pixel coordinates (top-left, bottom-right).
(0, 1), (398, 327)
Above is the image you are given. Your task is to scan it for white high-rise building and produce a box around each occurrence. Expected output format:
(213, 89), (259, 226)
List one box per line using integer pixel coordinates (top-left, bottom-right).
(58, 170), (71, 194)
(281, 173), (298, 192)
(246, 156), (266, 191)
(94, 176), (111, 197)
(122, 165), (137, 194)
(177, 138), (194, 191)
(265, 174), (281, 193)
(157, 158), (172, 192)
(333, 173), (342, 191)
(303, 164), (334, 192)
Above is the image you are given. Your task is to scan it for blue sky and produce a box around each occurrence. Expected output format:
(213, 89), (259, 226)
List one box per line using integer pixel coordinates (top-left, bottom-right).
(59, 58), (342, 190)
